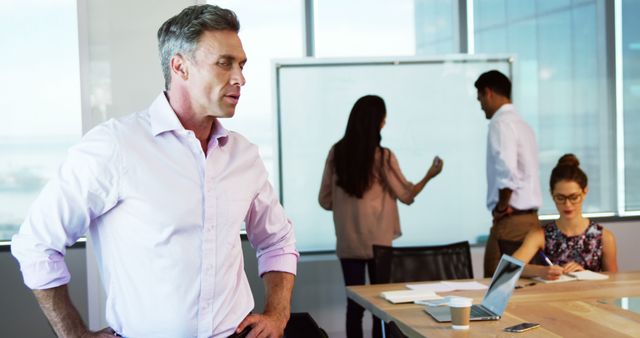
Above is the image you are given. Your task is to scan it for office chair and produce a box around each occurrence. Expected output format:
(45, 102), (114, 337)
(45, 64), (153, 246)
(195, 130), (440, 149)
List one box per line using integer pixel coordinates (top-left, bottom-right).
(371, 241), (474, 284)
(497, 239), (545, 265)
(371, 241), (473, 338)
(387, 321), (408, 338)
(284, 312), (328, 338)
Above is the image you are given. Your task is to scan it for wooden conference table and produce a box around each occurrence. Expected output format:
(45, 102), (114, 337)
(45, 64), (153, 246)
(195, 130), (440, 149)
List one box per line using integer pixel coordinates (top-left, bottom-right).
(346, 271), (640, 337)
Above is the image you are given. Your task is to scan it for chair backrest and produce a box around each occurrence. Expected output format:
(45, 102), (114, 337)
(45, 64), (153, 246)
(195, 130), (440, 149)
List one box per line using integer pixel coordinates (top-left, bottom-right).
(498, 239), (545, 265)
(371, 241), (473, 284)
(388, 321), (409, 338)
(284, 312), (328, 338)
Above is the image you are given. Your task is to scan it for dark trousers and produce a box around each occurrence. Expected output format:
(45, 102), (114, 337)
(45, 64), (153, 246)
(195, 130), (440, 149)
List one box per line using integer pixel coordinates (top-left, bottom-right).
(340, 258), (382, 338)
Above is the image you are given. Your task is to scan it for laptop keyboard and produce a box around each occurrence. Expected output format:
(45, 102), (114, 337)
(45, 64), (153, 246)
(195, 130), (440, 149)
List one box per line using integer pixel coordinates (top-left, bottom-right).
(470, 305), (494, 317)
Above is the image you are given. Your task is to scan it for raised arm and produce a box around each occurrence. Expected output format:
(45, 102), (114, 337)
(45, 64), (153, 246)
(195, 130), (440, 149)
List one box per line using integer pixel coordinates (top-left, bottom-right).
(383, 150), (442, 205)
(411, 156), (443, 197)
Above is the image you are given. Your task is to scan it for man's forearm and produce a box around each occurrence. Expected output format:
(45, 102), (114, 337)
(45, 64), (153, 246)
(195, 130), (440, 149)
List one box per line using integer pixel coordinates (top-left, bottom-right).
(33, 284), (89, 338)
(262, 271), (295, 326)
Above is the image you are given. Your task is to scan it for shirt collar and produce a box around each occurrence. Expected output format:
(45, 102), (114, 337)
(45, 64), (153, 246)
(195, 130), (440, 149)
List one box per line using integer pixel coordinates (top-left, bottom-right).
(149, 92), (230, 147)
(208, 118), (230, 148)
(492, 103), (515, 120)
(149, 92), (185, 136)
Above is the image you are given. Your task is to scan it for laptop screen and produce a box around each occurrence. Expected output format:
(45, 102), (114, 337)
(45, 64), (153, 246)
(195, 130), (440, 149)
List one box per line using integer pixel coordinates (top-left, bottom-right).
(481, 254), (525, 316)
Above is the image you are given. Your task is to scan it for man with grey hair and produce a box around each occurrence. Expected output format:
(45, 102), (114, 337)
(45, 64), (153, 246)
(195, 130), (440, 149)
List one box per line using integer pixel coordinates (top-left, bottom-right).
(12, 4), (298, 338)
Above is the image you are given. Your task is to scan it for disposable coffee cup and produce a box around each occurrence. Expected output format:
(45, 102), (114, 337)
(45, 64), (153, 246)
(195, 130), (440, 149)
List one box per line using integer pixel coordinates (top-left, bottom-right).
(449, 297), (473, 330)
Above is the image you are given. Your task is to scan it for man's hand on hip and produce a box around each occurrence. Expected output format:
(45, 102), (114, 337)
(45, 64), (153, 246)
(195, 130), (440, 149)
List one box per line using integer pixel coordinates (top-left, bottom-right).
(80, 327), (118, 338)
(236, 312), (287, 338)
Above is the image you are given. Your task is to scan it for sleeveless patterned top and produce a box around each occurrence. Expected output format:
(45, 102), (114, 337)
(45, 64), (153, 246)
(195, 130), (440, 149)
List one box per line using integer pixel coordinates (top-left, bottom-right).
(543, 221), (604, 272)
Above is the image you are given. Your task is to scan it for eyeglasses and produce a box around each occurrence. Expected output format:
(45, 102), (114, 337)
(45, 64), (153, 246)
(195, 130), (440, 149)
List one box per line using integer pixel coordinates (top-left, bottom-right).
(552, 192), (584, 205)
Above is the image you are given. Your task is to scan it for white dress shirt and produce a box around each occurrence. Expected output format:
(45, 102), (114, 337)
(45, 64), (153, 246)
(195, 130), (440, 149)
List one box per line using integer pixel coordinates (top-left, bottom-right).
(11, 93), (299, 338)
(486, 103), (542, 211)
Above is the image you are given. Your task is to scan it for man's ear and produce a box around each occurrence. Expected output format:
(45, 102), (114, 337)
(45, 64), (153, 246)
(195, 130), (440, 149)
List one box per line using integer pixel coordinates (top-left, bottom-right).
(170, 54), (189, 81)
(484, 88), (494, 100)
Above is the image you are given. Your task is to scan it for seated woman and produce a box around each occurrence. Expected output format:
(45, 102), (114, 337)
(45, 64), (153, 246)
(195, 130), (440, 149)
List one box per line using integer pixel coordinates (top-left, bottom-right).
(513, 154), (618, 280)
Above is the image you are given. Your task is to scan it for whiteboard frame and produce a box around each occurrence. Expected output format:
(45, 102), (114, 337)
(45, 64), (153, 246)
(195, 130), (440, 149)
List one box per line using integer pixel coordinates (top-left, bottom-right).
(272, 54), (515, 205)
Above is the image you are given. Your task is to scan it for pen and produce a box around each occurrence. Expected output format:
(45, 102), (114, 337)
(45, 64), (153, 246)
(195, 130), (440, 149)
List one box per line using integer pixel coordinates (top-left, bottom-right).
(515, 282), (537, 289)
(539, 251), (554, 266)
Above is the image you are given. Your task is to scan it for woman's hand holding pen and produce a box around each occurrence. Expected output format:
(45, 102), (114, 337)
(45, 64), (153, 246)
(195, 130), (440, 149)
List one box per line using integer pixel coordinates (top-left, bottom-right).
(538, 252), (565, 280)
(538, 252), (584, 279)
(541, 265), (565, 280)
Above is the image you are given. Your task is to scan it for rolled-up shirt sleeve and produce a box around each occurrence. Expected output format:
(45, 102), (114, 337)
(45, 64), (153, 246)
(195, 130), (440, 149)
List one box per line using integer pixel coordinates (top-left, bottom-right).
(383, 149), (415, 205)
(318, 148), (334, 210)
(11, 124), (122, 289)
(245, 162), (299, 277)
(488, 120), (518, 190)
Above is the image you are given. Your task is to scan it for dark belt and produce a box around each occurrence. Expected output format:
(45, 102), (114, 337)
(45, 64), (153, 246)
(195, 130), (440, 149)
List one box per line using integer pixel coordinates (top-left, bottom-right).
(510, 208), (537, 216)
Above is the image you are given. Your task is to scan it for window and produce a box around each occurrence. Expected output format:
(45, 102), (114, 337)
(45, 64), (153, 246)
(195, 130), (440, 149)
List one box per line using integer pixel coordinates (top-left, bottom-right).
(0, 0), (81, 241)
(473, 0), (615, 215)
(623, 0), (640, 212)
(314, 0), (416, 57)
(209, 0), (304, 180)
(415, 0), (461, 54)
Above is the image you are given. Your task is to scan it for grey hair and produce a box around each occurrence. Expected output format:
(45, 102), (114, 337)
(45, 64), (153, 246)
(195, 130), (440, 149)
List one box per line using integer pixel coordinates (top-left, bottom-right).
(157, 4), (240, 90)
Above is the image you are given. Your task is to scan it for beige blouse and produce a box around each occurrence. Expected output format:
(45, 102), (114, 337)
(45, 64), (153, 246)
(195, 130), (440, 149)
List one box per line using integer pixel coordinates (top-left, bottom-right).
(318, 146), (416, 259)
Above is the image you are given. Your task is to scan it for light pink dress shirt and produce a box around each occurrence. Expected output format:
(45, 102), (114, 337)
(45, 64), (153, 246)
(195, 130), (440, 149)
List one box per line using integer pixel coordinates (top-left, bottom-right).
(11, 93), (299, 338)
(319, 146), (415, 259)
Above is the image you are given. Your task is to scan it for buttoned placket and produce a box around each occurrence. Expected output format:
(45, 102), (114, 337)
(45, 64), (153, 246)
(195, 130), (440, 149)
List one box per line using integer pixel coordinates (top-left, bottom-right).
(179, 130), (217, 338)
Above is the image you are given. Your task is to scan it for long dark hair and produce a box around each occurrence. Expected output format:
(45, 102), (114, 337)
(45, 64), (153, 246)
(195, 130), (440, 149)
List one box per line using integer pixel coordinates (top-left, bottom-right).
(549, 153), (588, 191)
(333, 95), (386, 198)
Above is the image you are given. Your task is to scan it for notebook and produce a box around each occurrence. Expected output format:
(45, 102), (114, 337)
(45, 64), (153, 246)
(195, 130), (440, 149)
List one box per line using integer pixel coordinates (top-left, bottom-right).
(533, 270), (609, 283)
(424, 254), (525, 322)
(380, 290), (443, 304)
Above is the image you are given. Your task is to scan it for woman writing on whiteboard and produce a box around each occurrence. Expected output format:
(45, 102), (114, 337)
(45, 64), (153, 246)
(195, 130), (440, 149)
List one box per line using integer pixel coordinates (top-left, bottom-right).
(513, 154), (618, 280)
(318, 95), (443, 338)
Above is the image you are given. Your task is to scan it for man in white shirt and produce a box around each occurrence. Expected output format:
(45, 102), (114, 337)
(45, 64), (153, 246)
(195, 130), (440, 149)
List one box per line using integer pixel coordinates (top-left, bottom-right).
(12, 5), (298, 338)
(475, 70), (542, 277)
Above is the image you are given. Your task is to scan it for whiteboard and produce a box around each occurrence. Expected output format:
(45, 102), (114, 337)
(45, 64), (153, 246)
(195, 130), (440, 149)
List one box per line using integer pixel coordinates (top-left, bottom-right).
(274, 55), (514, 252)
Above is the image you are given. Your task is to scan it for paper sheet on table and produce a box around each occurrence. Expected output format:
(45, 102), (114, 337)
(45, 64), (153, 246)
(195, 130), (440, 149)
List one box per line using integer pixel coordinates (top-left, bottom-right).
(380, 290), (443, 304)
(441, 281), (488, 290)
(533, 270), (608, 283)
(405, 282), (456, 292)
(568, 270), (609, 280)
(406, 281), (488, 292)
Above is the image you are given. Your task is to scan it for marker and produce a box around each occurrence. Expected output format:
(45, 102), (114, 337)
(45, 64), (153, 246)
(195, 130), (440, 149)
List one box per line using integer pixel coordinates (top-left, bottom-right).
(539, 251), (553, 266)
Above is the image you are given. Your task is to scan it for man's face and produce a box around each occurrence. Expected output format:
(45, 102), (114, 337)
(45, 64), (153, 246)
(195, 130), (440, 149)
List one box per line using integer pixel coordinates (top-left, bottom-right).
(185, 30), (247, 118)
(477, 88), (492, 119)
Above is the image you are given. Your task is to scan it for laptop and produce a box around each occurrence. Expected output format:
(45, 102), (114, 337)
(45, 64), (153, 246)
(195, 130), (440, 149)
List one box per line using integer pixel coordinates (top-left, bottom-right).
(424, 254), (525, 322)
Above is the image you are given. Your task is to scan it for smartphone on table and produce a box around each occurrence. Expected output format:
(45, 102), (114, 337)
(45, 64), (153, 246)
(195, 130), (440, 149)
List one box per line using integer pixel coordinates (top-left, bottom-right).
(504, 322), (540, 333)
